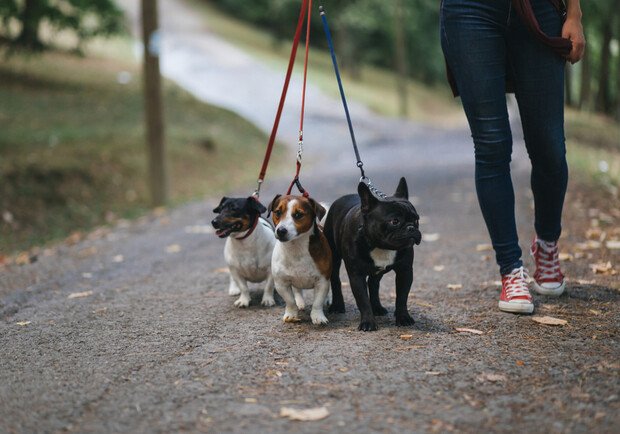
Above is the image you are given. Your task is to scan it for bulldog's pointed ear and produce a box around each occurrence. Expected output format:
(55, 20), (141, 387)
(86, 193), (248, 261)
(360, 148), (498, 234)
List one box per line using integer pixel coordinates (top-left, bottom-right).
(213, 197), (228, 213)
(308, 198), (326, 222)
(394, 177), (408, 199)
(267, 194), (281, 217)
(358, 182), (379, 214)
(247, 197), (267, 215)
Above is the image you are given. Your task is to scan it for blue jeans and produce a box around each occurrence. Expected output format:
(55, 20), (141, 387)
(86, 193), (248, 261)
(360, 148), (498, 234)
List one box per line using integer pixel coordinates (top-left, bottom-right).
(440, 0), (568, 275)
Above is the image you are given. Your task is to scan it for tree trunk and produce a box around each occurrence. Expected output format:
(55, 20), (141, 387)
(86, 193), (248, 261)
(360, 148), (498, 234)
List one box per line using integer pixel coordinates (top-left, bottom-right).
(578, 50), (591, 110)
(595, 19), (612, 113)
(16, 0), (44, 49)
(141, 0), (167, 206)
(394, 0), (408, 117)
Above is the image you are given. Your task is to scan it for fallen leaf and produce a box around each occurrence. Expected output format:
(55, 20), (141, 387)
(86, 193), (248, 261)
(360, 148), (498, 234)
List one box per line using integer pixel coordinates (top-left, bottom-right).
(338, 367), (349, 372)
(244, 398), (257, 403)
(414, 301), (433, 308)
(166, 244), (181, 254)
(16, 321), (31, 326)
(531, 315), (567, 326)
(476, 243), (493, 251)
(606, 240), (620, 250)
(589, 309), (602, 316)
(558, 252), (573, 261)
(399, 334), (413, 340)
(576, 279), (595, 285)
(15, 252), (30, 265)
(280, 406), (329, 421)
(589, 261), (616, 275)
(68, 290), (93, 299)
(455, 327), (483, 335)
(575, 240), (601, 250)
(65, 231), (82, 245)
(477, 373), (506, 382)
(213, 267), (230, 273)
(433, 265), (445, 272)
(516, 360), (525, 366)
(425, 371), (442, 376)
(112, 255), (124, 263)
(447, 284), (462, 290)
(424, 233), (440, 242)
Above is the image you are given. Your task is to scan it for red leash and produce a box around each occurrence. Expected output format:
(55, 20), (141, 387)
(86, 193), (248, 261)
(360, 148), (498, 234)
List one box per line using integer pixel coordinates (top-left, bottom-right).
(286, 0), (312, 197)
(253, 0), (310, 198)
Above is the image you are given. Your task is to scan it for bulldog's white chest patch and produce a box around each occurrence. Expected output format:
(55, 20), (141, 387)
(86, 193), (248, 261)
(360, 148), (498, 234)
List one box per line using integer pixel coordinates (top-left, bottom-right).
(370, 248), (396, 270)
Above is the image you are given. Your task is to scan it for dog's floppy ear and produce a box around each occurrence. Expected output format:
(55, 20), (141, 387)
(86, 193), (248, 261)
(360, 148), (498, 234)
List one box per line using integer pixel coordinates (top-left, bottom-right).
(213, 196), (228, 213)
(246, 196), (267, 215)
(267, 194), (282, 217)
(358, 182), (379, 214)
(394, 177), (408, 199)
(308, 198), (326, 222)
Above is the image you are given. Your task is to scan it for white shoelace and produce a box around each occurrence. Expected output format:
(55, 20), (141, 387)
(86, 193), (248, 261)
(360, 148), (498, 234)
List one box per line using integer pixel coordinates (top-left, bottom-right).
(533, 240), (562, 280)
(504, 266), (531, 299)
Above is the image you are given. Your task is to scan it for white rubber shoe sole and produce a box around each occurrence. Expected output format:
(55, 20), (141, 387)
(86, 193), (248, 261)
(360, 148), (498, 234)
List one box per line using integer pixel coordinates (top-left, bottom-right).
(532, 280), (565, 296)
(498, 300), (534, 314)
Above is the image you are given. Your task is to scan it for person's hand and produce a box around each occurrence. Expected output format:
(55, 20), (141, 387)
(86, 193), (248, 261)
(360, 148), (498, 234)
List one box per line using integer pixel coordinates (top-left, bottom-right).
(562, 17), (585, 64)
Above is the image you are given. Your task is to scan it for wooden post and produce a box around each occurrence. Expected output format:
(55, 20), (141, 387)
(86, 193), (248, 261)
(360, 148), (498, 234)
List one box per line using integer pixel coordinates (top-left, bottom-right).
(141, 0), (167, 206)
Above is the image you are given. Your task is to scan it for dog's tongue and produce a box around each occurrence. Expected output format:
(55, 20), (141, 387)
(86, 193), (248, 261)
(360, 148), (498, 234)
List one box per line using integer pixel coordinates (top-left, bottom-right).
(216, 228), (231, 238)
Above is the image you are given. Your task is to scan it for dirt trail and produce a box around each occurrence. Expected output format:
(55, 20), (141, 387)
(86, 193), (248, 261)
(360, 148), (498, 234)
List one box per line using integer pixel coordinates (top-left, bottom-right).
(1, 0), (618, 432)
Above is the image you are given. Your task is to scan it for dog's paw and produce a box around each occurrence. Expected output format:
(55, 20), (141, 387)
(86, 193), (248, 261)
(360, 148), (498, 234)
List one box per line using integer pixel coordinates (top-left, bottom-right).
(372, 305), (389, 316)
(311, 309), (329, 325)
(228, 286), (241, 296)
(233, 295), (251, 308)
(261, 296), (276, 307)
(283, 308), (300, 323)
(328, 303), (345, 314)
(358, 319), (379, 332)
(395, 312), (415, 327)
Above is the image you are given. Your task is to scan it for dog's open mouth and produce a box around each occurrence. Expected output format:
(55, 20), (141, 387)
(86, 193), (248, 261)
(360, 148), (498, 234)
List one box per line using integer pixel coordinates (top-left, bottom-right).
(215, 222), (244, 238)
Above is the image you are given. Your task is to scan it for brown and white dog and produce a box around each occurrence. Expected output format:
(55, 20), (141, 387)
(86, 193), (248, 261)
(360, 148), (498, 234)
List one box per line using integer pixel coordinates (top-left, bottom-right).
(269, 194), (332, 324)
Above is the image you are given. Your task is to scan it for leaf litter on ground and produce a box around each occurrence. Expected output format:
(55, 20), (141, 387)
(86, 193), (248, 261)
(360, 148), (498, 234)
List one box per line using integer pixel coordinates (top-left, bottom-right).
(68, 290), (93, 299)
(531, 316), (568, 326)
(280, 406), (329, 421)
(455, 327), (484, 335)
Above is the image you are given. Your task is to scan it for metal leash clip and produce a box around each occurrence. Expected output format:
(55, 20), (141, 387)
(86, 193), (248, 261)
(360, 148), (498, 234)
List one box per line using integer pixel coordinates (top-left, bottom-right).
(360, 176), (387, 200)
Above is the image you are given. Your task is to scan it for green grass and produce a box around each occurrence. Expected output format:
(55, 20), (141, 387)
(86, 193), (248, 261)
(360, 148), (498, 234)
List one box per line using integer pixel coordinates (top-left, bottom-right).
(0, 40), (284, 254)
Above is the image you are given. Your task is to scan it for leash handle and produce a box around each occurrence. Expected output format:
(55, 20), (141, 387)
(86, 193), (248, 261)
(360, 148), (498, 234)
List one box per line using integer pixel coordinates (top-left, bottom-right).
(319, 5), (365, 180)
(254, 0), (310, 197)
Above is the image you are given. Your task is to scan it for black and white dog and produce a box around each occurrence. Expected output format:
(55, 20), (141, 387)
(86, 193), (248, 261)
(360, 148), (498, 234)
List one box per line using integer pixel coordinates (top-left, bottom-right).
(211, 196), (276, 308)
(323, 178), (422, 331)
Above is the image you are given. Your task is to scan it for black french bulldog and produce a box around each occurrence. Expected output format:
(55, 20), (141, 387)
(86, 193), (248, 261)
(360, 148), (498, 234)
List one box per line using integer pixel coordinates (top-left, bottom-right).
(323, 177), (422, 331)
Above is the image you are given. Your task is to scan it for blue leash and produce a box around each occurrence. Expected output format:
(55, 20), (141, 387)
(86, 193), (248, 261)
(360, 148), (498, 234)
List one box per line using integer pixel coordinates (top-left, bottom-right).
(319, 5), (386, 198)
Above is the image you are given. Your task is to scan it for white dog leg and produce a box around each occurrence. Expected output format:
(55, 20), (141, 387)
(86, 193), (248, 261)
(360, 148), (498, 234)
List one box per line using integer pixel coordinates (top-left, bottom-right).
(228, 276), (241, 296)
(293, 288), (305, 311)
(261, 274), (276, 307)
(276, 283), (300, 323)
(310, 280), (330, 325)
(229, 269), (251, 308)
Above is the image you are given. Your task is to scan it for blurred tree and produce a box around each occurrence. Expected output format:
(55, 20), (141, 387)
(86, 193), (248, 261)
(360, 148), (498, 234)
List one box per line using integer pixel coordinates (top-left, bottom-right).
(0, 0), (123, 51)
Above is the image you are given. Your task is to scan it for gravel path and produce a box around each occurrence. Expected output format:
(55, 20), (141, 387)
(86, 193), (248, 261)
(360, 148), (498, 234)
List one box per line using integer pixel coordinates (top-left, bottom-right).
(1, 0), (618, 432)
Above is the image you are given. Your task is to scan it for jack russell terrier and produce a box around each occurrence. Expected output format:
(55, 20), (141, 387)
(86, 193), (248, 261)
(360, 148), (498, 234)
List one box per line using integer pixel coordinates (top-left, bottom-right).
(211, 196), (276, 308)
(269, 194), (332, 325)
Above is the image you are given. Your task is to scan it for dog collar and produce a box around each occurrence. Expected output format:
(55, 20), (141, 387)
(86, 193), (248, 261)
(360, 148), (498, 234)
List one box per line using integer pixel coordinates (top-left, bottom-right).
(235, 215), (260, 240)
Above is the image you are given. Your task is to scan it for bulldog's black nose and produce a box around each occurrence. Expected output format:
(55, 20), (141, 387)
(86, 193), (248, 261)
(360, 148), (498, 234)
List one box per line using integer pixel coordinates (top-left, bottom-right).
(406, 225), (416, 233)
(276, 227), (288, 238)
(211, 219), (220, 229)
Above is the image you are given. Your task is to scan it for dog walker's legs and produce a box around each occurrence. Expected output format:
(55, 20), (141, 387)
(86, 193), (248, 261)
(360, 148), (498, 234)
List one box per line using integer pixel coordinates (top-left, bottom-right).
(261, 274), (276, 307)
(310, 280), (330, 325)
(228, 276), (241, 296)
(368, 274), (388, 316)
(275, 283), (300, 322)
(229, 269), (251, 308)
(293, 288), (305, 310)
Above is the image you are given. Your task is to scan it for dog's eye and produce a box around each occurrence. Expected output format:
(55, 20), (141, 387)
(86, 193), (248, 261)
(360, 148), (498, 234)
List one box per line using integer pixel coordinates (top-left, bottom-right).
(293, 212), (303, 220)
(390, 218), (400, 226)
(274, 210), (282, 218)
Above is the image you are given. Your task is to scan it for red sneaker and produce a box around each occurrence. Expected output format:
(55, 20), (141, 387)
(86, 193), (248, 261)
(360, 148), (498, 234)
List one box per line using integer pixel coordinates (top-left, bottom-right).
(499, 266), (534, 314)
(530, 238), (565, 296)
